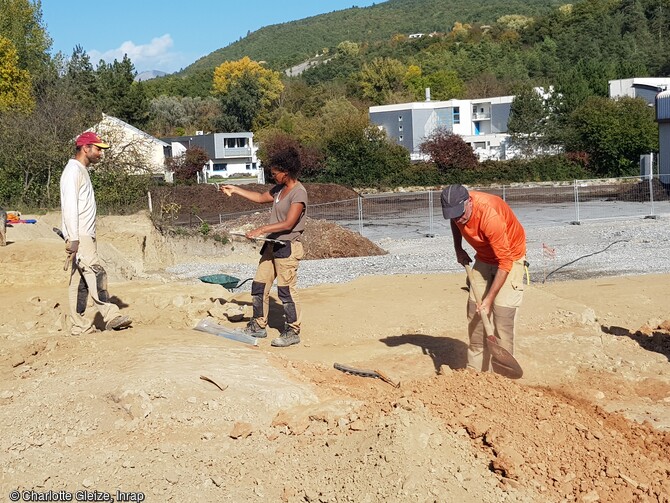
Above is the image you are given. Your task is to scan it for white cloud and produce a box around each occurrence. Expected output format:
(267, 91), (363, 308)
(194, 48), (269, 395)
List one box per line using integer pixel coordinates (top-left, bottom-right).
(89, 34), (189, 73)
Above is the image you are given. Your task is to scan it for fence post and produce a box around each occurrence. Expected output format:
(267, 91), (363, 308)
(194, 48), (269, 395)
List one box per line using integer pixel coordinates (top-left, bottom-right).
(502, 185), (506, 202)
(573, 179), (581, 224)
(357, 195), (363, 236)
(427, 190), (434, 237)
(648, 172), (656, 218)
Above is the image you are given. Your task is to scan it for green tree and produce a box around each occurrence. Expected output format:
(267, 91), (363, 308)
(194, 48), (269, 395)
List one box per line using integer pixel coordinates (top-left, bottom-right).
(212, 57), (283, 131)
(544, 70), (593, 147)
(404, 66), (465, 101)
(320, 114), (410, 187)
(148, 95), (186, 136)
(0, 81), (88, 207)
(507, 86), (547, 157)
(63, 45), (99, 111)
(96, 55), (149, 127)
(359, 57), (407, 105)
(216, 72), (264, 131)
(147, 95), (220, 136)
(567, 96), (658, 177)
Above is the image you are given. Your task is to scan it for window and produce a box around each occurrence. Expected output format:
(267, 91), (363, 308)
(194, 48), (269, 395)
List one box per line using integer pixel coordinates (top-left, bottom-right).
(213, 163), (227, 171)
(398, 115), (403, 121)
(453, 106), (460, 125)
(398, 135), (404, 142)
(246, 163), (252, 170)
(436, 109), (453, 130)
(398, 125), (403, 132)
(224, 138), (248, 148)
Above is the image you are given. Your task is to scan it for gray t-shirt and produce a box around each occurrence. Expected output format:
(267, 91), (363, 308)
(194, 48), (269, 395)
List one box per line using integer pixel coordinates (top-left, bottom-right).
(268, 182), (308, 242)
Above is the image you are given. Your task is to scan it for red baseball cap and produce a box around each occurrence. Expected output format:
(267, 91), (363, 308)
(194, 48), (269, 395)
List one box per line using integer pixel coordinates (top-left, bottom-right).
(75, 131), (110, 148)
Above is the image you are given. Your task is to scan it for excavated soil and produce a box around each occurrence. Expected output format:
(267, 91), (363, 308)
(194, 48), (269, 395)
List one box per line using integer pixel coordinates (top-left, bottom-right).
(1, 211), (670, 503)
(151, 183), (360, 223)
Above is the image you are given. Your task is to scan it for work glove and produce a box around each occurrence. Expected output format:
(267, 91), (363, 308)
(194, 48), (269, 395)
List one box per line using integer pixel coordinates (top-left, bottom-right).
(65, 240), (79, 253)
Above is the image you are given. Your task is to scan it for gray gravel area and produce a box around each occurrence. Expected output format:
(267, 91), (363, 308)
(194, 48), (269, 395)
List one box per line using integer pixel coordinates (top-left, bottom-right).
(166, 216), (670, 290)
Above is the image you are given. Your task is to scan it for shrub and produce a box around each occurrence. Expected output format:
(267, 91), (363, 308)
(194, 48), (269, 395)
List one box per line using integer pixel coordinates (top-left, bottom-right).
(419, 128), (479, 173)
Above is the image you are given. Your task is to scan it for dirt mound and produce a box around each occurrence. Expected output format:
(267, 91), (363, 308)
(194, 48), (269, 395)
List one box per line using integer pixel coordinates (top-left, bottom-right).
(290, 364), (670, 502)
(215, 214), (386, 260)
(3, 215), (670, 502)
(152, 183), (360, 221)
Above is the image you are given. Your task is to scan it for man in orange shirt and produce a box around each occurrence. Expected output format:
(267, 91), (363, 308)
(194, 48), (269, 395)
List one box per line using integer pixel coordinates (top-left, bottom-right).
(441, 184), (526, 372)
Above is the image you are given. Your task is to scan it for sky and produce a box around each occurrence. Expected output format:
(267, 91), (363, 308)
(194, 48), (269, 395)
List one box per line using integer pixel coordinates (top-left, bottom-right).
(41, 0), (382, 74)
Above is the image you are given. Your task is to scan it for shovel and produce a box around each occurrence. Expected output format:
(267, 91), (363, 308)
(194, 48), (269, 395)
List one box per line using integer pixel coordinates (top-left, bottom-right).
(464, 264), (523, 379)
(229, 231), (286, 245)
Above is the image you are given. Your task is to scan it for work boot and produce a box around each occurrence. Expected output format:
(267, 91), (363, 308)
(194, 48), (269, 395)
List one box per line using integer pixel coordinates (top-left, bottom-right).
(271, 326), (300, 347)
(241, 319), (267, 338)
(106, 315), (132, 331)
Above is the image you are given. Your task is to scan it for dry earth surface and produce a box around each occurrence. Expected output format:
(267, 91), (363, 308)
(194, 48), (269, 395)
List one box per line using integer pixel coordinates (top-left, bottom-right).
(1, 207), (670, 503)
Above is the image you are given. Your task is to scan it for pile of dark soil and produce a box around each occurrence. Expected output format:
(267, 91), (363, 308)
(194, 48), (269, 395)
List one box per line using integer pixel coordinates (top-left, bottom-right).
(153, 182), (382, 260)
(214, 213), (387, 260)
(151, 183), (360, 221)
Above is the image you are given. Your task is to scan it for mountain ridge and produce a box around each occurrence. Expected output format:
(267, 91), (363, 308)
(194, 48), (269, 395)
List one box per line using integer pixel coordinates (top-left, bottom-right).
(180, 0), (565, 75)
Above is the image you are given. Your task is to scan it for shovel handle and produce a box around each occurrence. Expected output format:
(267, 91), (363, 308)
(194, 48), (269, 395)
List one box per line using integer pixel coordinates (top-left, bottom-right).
(229, 232), (286, 245)
(463, 264), (496, 338)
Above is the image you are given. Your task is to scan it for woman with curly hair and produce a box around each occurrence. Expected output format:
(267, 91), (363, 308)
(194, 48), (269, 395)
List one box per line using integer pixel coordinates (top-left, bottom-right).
(220, 146), (307, 347)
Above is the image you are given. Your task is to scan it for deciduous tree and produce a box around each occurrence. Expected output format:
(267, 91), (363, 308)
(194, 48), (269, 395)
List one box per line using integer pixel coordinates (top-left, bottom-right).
(320, 114), (410, 187)
(419, 128), (478, 173)
(0, 0), (52, 81)
(567, 96), (658, 177)
(212, 56), (283, 108)
(166, 146), (209, 185)
(0, 36), (33, 112)
(0, 81), (87, 207)
(359, 57), (407, 105)
(212, 57), (283, 131)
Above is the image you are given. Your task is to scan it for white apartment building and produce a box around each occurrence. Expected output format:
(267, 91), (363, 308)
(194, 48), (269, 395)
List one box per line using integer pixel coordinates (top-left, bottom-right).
(369, 93), (515, 161)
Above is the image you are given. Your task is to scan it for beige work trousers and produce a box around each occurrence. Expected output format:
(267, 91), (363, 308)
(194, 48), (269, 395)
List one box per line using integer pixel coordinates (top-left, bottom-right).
(467, 258), (526, 371)
(68, 235), (120, 335)
(253, 241), (304, 331)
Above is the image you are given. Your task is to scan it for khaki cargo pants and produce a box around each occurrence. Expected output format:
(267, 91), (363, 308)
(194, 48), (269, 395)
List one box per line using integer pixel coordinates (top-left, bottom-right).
(251, 240), (304, 332)
(467, 258), (526, 371)
(68, 235), (120, 335)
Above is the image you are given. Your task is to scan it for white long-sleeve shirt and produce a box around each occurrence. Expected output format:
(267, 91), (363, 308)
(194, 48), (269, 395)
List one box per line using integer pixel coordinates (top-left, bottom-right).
(60, 159), (96, 241)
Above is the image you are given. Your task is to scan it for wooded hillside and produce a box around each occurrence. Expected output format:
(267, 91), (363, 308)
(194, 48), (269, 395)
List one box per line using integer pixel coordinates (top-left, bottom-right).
(183, 0), (566, 73)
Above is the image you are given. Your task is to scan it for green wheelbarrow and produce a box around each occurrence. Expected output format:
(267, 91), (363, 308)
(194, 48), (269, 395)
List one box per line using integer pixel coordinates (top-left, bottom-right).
(199, 274), (253, 292)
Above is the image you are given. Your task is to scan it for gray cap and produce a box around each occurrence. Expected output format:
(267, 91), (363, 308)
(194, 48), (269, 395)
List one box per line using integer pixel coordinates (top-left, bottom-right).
(441, 185), (469, 219)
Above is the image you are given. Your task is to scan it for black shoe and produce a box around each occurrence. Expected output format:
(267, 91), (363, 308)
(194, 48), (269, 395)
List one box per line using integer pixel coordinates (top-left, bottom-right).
(271, 326), (300, 347)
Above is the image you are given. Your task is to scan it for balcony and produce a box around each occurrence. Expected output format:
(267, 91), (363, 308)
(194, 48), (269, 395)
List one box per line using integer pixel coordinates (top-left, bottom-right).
(472, 112), (491, 120)
(219, 147), (252, 158)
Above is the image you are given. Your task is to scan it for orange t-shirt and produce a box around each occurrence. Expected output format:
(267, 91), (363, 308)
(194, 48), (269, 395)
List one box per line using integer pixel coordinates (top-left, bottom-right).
(455, 191), (526, 272)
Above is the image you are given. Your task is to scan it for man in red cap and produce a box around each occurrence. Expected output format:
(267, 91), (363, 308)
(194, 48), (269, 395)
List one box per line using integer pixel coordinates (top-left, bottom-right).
(59, 131), (132, 335)
(441, 184), (526, 372)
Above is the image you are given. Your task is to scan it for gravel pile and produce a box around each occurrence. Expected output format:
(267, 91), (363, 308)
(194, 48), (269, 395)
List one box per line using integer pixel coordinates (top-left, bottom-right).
(167, 217), (670, 290)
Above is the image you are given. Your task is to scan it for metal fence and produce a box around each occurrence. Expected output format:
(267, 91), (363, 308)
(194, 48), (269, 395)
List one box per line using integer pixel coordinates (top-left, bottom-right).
(215, 175), (670, 240)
